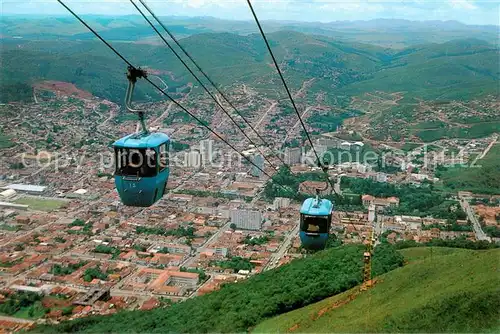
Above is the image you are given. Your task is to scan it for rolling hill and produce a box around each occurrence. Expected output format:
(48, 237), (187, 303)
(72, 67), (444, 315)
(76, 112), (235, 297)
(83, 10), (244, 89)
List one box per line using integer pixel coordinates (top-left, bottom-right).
(1, 31), (498, 104)
(2, 16), (499, 47)
(254, 247), (500, 333)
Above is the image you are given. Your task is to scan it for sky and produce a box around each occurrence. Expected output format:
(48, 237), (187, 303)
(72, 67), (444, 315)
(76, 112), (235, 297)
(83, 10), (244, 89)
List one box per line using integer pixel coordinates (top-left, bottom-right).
(1, 0), (499, 26)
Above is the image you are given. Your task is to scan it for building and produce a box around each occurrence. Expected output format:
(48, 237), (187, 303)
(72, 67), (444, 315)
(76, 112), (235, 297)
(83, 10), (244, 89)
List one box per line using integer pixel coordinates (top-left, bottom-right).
(230, 209), (262, 231)
(273, 197), (291, 210)
(251, 154), (264, 178)
(368, 204), (376, 223)
(284, 147), (302, 165)
(0, 201), (28, 210)
(201, 247), (228, 257)
(158, 244), (191, 254)
(316, 137), (340, 149)
(185, 150), (202, 168)
(200, 139), (214, 164)
(0, 189), (16, 199)
(362, 195), (400, 209)
(73, 288), (110, 306)
(4, 184), (46, 194)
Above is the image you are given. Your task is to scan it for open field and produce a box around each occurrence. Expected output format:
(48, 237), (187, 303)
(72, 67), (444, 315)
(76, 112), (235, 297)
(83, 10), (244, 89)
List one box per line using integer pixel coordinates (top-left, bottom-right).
(13, 196), (67, 212)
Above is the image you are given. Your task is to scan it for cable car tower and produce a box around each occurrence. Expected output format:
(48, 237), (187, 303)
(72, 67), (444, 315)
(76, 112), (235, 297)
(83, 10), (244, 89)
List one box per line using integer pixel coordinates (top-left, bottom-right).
(112, 67), (170, 207)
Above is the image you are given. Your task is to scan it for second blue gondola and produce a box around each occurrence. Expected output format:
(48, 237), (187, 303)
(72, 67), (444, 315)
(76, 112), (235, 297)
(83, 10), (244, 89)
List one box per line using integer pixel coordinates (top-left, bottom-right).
(299, 196), (333, 250)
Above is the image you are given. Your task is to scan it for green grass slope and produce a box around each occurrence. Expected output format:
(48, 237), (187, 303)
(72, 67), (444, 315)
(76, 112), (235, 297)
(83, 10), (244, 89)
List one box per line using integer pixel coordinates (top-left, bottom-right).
(254, 247), (500, 333)
(35, 244), (403, 333)
(437, 143), (500, 195)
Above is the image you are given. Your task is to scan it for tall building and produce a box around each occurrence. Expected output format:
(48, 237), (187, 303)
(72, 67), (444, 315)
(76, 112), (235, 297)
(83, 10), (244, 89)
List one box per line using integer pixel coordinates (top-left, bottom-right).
(251, 154), (264, 177)
(230, 209), (263, 231)
(200, 139), (214, 164)
(368, 204), (376, 223)
(284, 147), (302, 165)
(185, 150), (201, 168)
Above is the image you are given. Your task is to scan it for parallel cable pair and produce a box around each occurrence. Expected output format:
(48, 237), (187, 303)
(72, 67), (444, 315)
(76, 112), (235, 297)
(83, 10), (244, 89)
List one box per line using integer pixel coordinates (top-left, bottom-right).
(56, 0), (283, 188)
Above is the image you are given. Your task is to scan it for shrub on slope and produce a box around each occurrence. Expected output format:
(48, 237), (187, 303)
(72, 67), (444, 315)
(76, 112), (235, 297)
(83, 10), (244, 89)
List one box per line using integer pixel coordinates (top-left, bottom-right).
(37, 244), (403, 333)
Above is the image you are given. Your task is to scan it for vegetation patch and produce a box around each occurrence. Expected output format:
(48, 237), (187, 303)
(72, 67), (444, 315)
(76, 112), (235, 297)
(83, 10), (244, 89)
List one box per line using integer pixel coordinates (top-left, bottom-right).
(36, 244), (403, 333)
(14, 197), (66, 212)
(254, 247), (500, 333)
(436, 144), (500, 194)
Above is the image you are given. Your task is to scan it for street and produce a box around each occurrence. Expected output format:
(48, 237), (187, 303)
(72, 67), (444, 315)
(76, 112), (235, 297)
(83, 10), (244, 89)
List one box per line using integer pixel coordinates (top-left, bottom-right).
(459, 199), (491, 241)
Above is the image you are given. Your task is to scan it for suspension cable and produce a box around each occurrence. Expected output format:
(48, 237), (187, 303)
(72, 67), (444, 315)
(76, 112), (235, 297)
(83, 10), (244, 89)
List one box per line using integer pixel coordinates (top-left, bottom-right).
(246, 0), (322, 167)
(246, 0), (346, 199)
(129, 0), (282, 172)
(56, 0), (278, 183)
(56, 0), (339, 203)
(137, 0), (290, 169)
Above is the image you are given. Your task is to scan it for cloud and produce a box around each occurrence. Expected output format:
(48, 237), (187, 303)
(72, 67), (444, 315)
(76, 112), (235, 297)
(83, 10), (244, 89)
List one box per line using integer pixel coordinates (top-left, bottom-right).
(448, 0), (478, 10)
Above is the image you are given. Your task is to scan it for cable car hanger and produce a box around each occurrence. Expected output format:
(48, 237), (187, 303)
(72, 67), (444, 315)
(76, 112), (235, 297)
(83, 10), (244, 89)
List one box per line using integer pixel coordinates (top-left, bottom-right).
(125, 65), (148, 135)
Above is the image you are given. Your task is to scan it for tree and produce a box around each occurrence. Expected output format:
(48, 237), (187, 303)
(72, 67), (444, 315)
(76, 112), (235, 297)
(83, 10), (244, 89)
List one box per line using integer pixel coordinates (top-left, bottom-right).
(230, 223), (237, 230)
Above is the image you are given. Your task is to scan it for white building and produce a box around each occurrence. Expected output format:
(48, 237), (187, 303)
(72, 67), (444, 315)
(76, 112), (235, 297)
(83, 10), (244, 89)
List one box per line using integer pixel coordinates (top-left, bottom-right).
(284, 147), (302, 165)
(230, 209), (263, 231)
(185, 150), (202, 168)
(316, 137), (340, 148)
(200, 139), (214, 164)
(0, 189), (16, 199)
(368, 204), (376, 223)
(251, 154), (264, 178)
(5, 184), (46, 193)
(273, 197), (291, 211)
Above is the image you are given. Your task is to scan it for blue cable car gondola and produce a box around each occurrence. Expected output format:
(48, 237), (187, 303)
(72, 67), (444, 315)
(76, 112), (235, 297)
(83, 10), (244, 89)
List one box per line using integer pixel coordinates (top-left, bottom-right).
(113, 67), (170, 207)
(299, 195), (333, 250)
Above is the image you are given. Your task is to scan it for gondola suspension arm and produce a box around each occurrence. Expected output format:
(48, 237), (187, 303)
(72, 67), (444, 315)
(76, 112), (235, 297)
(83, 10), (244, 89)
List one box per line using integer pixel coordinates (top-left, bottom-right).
(125, 66), (149, 134)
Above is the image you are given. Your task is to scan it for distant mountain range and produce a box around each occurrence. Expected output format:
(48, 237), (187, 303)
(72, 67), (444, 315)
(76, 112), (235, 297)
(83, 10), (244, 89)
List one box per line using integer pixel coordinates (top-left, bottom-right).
(1, 16), (499, 48)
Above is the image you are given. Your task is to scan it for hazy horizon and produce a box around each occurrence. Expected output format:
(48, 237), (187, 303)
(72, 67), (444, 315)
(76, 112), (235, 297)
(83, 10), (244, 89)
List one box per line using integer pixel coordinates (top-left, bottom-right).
(2, 13), (499, 28)
(2, 0), (499, 26)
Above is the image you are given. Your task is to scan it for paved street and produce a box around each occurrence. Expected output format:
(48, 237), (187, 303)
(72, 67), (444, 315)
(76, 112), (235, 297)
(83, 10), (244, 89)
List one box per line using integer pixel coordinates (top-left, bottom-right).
(459, 199), (491, 241)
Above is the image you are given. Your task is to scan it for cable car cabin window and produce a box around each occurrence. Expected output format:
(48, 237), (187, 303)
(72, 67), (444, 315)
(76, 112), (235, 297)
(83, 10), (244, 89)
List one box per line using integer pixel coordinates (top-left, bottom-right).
(115, 148), (158, 177)
(301, 214), (330, 234)
(159, 143), (169, 172)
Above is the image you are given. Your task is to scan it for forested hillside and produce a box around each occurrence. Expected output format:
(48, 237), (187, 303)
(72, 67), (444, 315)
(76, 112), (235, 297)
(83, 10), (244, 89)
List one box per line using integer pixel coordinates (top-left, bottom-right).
(36, 244), (403, 333)
(1, 31), (498, 104)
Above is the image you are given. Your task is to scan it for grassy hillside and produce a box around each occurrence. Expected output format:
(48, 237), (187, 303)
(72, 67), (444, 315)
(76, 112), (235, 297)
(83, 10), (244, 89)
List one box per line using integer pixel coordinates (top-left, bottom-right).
(341, 39), (499, 100)
(437, 143), (500, 194)
(254, 247), (500, 333)
(35, 244), (403, 333)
